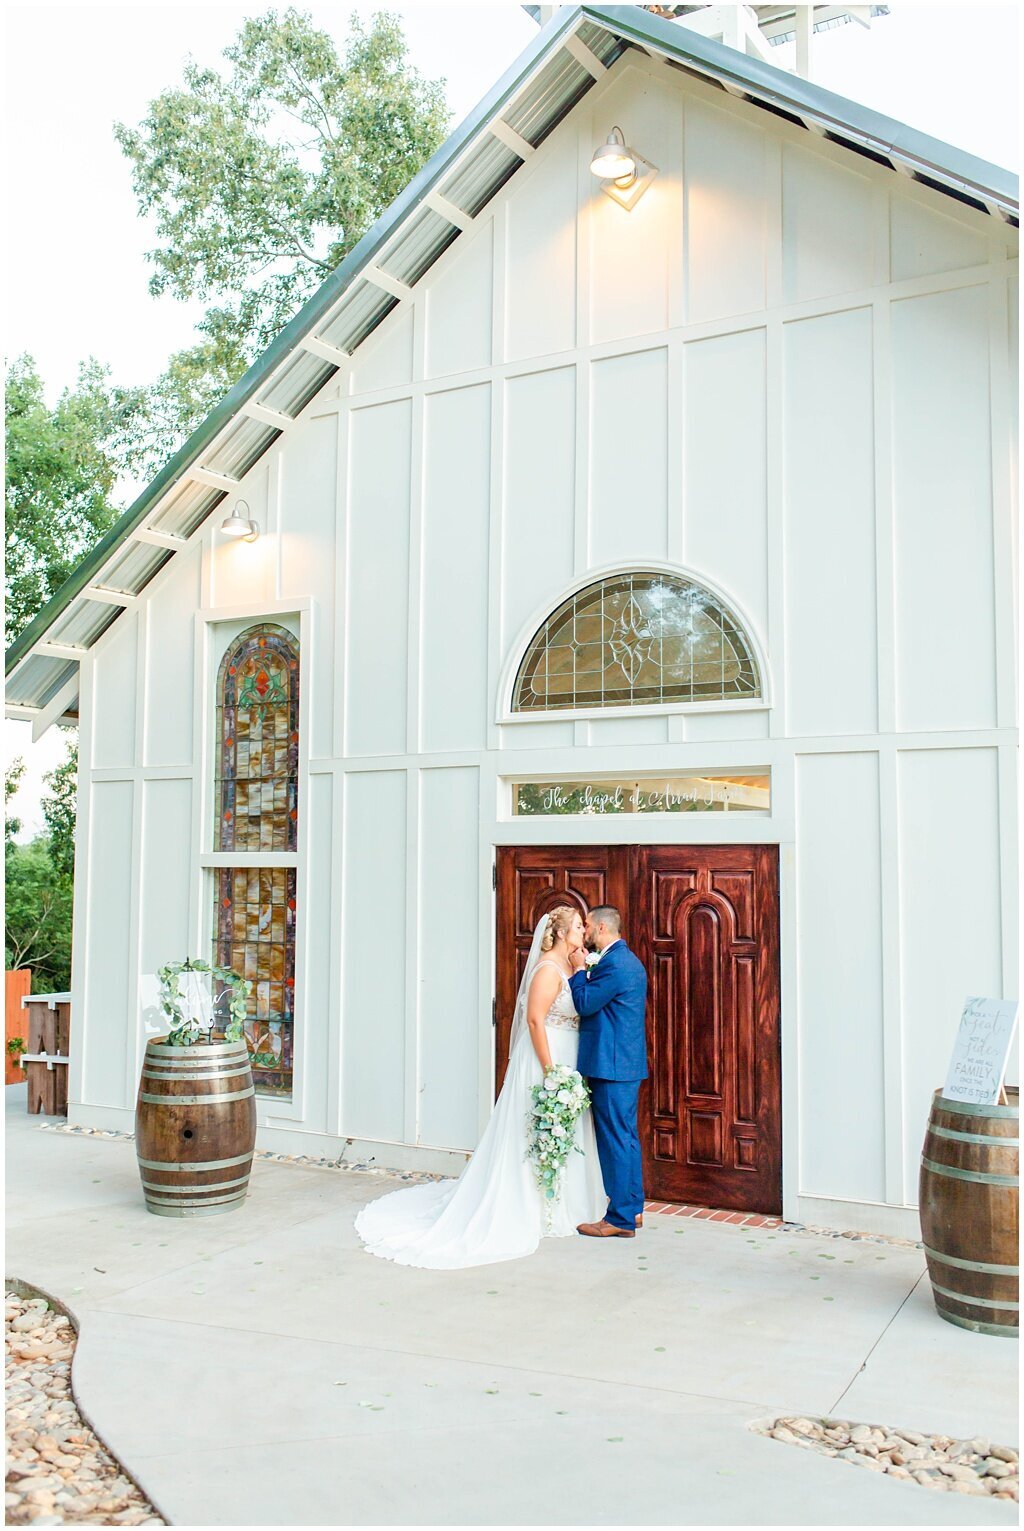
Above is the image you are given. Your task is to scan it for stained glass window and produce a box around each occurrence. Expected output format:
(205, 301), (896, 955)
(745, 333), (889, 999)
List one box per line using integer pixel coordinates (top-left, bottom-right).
(512, 573), (761, 712)
(215, 624), (299, 851)
(213, 623), (299, 1099)
(214, 866), (296, 1099)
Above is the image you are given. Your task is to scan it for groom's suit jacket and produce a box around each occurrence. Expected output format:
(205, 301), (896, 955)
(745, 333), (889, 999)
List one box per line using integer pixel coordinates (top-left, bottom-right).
(569, 940), (649, 1082)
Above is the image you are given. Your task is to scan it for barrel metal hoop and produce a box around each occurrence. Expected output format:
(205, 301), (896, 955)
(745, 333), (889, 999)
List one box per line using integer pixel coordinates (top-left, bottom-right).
(136, 1151), (254, 1173)
(143, 1189), (249, 1209)
(142, 1197), (247, 1219)
(146, 1041), (248, 1059)
(928, 1123), (1020, 1149)
(139, 1087), (254, 1106)
(936, 1309), (1019, 1338)
(920, 1155), (1020, 1187)
(923, 1243), (1020, 1276)
(933, 1091), (1020, 1120)
(930, 1280), (1020, 1311)
(141, 1173), (251, 1195)
(142, 1066), (253, 1083)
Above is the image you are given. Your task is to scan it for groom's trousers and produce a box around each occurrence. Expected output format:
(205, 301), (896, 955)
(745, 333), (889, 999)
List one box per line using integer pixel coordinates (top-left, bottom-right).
(588, 1078), (644, 1230)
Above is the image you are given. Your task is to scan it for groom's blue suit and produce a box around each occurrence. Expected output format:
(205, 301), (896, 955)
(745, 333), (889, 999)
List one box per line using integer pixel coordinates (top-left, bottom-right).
(569, 940), (648, 1231)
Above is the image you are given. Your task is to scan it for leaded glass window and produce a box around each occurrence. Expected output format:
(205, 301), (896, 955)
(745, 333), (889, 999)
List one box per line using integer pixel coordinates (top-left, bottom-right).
(512, 573), (760, 713)
(215, 624), (299, 851)
(215, 867), (296, 1099)
(213, 622), (300, 1100)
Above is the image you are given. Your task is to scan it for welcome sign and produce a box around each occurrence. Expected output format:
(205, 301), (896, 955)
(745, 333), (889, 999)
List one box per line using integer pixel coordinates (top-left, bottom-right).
(942, 997), (1019, 1105)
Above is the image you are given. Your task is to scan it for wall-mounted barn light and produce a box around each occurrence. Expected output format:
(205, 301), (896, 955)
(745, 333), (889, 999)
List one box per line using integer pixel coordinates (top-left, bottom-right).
(220, 500), (260, 542)
(589, 125), (657, 210)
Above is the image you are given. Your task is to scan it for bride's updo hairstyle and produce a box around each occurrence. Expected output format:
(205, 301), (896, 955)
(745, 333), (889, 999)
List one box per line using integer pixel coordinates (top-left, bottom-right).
(540, 905), (577, 952)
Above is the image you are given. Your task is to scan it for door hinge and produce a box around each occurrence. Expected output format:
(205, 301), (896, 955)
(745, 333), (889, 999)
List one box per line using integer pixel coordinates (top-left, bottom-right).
(492, 998), (497, 1028)
(492, 861), (497, 891)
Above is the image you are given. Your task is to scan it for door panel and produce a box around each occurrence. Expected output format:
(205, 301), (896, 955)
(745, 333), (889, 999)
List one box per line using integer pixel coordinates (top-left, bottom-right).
(634, 845), (781, 1212)
(495, 843), (781, 1213)
(495, 846), (629, 1090)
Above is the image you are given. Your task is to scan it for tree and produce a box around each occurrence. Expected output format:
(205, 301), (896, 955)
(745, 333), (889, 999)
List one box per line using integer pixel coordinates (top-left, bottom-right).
(4, 840), (74, 990)
(42, 735), (78, 880)
(4, 356), (137, 645)
(5, 758), (24, 847)
(115, 8), (449, 474)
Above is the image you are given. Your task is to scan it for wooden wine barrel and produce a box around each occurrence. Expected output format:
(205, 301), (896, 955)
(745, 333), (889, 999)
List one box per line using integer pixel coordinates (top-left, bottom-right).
(135, 1038), (257, 1217)
(919, 1087), (1019, 1338)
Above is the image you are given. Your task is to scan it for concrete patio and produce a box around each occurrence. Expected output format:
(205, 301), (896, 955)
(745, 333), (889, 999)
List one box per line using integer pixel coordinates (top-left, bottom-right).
(6, 1083), (1018, 1527)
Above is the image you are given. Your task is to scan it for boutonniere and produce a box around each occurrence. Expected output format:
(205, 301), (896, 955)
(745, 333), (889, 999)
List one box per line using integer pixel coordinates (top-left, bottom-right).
(584, 950), (602, 971)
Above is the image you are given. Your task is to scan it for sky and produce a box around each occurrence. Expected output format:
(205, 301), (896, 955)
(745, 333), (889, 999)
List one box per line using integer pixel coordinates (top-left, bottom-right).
(3, 1), (1020, 836)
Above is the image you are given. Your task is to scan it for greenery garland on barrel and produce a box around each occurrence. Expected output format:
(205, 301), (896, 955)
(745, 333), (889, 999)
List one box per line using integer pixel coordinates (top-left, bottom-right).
(157, 958), (250, 1046)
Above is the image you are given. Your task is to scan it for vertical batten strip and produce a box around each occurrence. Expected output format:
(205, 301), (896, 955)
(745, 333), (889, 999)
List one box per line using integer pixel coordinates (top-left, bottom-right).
(408, 767), (423, 1145)
(332, 404), (351, 762)
(487, 380), (506, 750)
(988, 273), (1015, 731)
(405, 331), (427, 1143)
(667, 80), (687, 748)
(67, 653), (94, 1117)
(878, 743), (905, 1206)
(996, 742), (1018, 1007)
(573, 109), (592, 751)
(327, 767), (345, 1139)
(666, 334), (686, 746)
(268, 447), (283, 604)
(127, 608), (147, 1101)
(765, 318), (786, 737)
(487, 199), (508, 749)
(872, 299), (897, 733)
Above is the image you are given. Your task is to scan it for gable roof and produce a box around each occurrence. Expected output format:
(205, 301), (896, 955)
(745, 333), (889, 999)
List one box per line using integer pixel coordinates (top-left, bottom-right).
(7, 2), (1017, 730)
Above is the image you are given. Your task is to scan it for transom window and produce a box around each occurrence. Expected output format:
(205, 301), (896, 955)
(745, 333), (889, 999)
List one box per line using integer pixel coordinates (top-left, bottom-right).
(512, 572), (761, 713)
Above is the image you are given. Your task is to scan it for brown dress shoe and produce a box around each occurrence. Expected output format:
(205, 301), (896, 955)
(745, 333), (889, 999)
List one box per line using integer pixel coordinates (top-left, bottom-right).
(577, 1219), (636, 1238)
(636, 1213), (644, 1228)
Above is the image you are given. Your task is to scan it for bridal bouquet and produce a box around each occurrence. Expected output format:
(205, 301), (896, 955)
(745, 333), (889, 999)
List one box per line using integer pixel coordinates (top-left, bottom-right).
(527, 1064), (591, 1227)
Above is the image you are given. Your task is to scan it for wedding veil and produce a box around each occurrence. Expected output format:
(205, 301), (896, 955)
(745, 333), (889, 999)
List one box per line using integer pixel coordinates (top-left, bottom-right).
(507, 912), (554, 1056)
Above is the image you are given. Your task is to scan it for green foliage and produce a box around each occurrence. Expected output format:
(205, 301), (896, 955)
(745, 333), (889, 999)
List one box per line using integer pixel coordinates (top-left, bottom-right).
(7, 1037), (26, 1058)
(5, 12), (449, 644)
(5, 758), (25, 847)
(41, 735), (78, 881)
(4, 356), (137, 645)
(158, 959), (251, 1045)
(4, 838), (73, 991)
(115, 8), (449, 471)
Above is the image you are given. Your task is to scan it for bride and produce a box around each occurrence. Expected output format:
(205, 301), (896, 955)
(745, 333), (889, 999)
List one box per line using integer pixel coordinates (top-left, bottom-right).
(354, 906), (607, 1268)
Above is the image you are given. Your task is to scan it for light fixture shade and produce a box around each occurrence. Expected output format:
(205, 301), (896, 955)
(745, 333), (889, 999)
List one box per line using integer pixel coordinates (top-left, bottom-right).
(590, 126), (636, 182)
(221, 501), (259, 541)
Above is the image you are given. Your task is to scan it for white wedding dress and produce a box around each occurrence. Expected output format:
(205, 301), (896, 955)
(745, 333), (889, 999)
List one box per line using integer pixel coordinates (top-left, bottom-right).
(354, 957), (607, 1269)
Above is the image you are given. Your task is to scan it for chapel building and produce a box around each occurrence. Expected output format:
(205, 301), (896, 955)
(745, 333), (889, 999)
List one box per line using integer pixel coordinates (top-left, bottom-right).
(6, 4), (1019, 1237)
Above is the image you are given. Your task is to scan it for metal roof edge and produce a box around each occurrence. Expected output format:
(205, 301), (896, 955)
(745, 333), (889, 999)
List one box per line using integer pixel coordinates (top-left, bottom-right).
(5, 5), (584, 680)
(583, 4), (1018, 205)
(7, 3), (1017, 686)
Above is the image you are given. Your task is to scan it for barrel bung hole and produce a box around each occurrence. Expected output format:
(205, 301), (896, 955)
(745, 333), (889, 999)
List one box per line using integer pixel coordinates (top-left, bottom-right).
(182, 1128), (194, 1140)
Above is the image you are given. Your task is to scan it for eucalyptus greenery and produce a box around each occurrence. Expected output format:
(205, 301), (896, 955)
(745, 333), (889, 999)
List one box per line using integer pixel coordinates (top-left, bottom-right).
(157, 958), (250, 1046)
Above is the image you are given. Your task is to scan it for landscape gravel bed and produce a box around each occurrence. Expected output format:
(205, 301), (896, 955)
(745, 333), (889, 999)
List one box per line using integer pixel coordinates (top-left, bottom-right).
(5, 1283), (163, 1525)
(754, 1414), (1019, 1500)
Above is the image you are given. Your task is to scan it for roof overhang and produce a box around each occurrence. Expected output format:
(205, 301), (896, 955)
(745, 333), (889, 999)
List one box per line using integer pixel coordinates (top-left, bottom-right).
(6, 3), (1017, 732)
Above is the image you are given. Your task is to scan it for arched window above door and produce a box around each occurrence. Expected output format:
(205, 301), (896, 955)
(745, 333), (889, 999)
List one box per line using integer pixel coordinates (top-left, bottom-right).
(511, 571), (761, 713)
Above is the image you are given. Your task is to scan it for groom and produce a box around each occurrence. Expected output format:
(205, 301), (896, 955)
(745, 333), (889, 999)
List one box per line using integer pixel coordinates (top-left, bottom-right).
(569, 906), (648, 1238)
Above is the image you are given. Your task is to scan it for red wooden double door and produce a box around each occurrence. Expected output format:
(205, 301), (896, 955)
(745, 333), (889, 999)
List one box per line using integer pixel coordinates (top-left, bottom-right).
(496, 845), (782, 1213)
